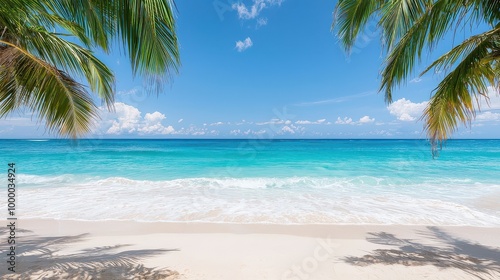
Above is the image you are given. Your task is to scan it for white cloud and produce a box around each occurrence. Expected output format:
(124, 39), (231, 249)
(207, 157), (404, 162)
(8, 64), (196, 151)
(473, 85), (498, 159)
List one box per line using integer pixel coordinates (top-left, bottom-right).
(295, 119), (326, 125)
(192, 131), (205, 135)
(335, 116), (374, 125)
(295, 91), (374, 106)
(277, 124), (304, 135)
(236, 37), (253, 52)
(366, 129), (395, 137)
(104, 103), (141, 134)
(476, 112), (500, 122)
(335, 117), (353, 125)
(235, 120), (253, 125)
(410, 77), (422, 83)
(117, 87), (140, 95)
(209, 121), (225, 126)
(138, 123), (175, 135)
(280, 125), (295, 134)
(178, 118), (183, 123)
(172, 125), (220, 136)
(256, 118), (291, 125)
(478, 86), (500, 110)
(232, 0), (283, 20)
(387, 98), (428, 121)
(230, 129), (266, 136)
(232, 1), (264, 19)
(256, 17), (268, 27)
(359, 116), (375, 123)
(99, 103), (175, 135)
(386, 87), (499, 123)
(0, 117), (37, 127)
(144, 112), (165, 123)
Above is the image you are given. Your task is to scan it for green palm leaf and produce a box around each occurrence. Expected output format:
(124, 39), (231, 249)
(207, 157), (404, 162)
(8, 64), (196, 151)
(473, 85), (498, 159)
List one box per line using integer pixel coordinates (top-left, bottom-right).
(0, 43), (96, 137)
(333, 0), (500, 154)
(0, 0), (180, 137)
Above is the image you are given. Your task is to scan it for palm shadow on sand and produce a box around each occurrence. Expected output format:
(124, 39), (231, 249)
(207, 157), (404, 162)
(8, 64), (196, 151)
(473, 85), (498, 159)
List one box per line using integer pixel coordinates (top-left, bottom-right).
(0, 228), (179, 279)
(343, 226), (500, 279)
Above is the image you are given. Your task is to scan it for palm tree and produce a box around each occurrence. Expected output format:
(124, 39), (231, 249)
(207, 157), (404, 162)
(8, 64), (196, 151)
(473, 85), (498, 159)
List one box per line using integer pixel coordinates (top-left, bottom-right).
(333, 0), (500, 154)
(0, 0), (179, 137)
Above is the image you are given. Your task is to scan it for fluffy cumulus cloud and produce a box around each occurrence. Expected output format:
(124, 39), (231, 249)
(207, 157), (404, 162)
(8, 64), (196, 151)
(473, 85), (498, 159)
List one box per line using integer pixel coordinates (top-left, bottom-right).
(335, 116), (375, 125)
(359, 116), (375, 123)
(232, 0), (284, 20)
(335, 117), (353, 125)
(98, 103), (174, 135)
(280, 126), (295, 134)
(139, 112), (174, 134)
(387, 87), (499, 124)
(235, 37), (253, 52)
(104, 103), (141, 134)
(387, 98), (428, 121)
(277, 124), (304, 135)
(474, 87), (500, 123)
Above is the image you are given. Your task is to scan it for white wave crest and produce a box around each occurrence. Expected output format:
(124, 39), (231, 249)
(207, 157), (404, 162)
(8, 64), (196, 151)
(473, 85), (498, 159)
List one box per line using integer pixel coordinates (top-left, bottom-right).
(9, 175), (500, 226)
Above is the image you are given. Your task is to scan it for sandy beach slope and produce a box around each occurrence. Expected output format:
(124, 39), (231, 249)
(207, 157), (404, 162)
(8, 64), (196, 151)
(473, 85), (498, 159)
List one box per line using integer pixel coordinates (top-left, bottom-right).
(2, 219), (499, 279)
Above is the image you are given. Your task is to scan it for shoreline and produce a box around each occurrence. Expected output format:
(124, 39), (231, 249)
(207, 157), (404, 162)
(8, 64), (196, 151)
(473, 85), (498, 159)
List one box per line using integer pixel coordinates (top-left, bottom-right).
(3, 219), (499, 279)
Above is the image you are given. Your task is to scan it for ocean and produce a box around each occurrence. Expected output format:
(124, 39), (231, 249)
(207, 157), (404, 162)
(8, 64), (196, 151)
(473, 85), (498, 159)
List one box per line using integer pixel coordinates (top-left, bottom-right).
(1, 139), (499, 226)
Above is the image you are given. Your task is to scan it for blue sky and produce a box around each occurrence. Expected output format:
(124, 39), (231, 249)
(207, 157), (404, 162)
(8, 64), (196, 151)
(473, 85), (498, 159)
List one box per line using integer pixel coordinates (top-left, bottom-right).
(1, 0), (500, 139)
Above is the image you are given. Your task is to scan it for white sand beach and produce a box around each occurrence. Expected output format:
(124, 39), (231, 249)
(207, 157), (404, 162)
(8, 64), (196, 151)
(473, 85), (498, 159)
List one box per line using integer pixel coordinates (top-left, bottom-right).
(3, 219), (500, 279)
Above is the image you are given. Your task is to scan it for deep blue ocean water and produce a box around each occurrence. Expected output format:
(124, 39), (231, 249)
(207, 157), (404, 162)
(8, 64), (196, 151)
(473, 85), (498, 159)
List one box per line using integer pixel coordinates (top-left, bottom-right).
(1, 139), (499, 225)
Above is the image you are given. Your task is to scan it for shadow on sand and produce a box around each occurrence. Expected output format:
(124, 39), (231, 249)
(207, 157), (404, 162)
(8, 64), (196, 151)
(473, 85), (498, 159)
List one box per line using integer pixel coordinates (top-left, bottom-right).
(343, 226), (500, 279)
(0, 228), (179, 279)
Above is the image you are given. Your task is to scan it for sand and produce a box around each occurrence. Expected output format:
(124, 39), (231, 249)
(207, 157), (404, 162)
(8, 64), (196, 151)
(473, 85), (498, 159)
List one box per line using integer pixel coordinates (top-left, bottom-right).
(1, 219), (499, 279)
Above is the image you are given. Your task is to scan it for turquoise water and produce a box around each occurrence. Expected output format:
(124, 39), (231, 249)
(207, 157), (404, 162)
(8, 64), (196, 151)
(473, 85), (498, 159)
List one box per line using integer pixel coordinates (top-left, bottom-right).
(1, 139), (499, 225)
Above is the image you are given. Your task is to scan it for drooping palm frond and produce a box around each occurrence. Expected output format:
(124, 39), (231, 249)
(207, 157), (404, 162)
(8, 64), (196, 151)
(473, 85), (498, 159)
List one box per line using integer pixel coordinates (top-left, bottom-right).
(423, 27), (500, 153)
(333, 0), (500, 153)
(15, 24), (115, 107)
(333, 0), (384, 53)
(46, 0), (180, 89)
(379, 0), (429, 51)
(0, 0), (180, 137)
(380, 0), (476, 102)
(0, 41), (97, 137)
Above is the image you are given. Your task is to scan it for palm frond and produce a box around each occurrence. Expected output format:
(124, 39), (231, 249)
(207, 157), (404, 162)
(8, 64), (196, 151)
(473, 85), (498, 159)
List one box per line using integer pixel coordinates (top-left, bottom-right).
(15, 25), (115, 107)
(379, 0), (429, 51)
(423, 34), (498, 154)
(0, 47), (20, 115)
(380, 0), (476, 102)
(44, 0), (113, 50)
(46, 0), (180, 91)
(333, 0), (500, 151)
(333, 0), (383, 54)
(421, 27), (500, 77)
(113, 0), (180, 84)
(0, 41), (97, 137)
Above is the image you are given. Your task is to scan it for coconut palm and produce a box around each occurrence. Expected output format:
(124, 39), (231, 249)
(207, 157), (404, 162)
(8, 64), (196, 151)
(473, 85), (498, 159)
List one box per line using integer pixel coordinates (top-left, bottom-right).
(333, 0), (500, 154)
(0, 0), (179, 137)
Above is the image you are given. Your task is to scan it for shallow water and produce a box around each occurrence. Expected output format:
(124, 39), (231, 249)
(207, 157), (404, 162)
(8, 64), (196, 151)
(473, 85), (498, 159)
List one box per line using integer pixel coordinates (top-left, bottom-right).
(1, 139), (499, 226)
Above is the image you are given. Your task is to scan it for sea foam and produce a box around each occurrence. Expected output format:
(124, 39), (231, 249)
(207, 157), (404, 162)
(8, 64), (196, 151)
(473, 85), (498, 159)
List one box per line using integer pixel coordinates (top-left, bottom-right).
(11, 175), (500, 226)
